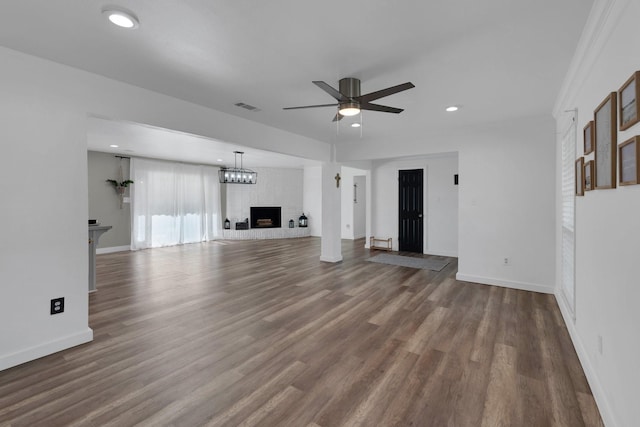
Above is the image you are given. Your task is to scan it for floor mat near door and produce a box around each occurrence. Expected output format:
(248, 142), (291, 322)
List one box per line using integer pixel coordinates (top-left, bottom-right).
(366, 253), (449, 271)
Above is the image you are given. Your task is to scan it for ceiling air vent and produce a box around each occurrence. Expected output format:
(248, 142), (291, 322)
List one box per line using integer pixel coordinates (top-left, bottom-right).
(234, 102), (261, 112)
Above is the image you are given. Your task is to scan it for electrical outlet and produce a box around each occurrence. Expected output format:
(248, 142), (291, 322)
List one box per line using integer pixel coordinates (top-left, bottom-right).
(50, 297), (65, 315)
(503, 257), (509, 266)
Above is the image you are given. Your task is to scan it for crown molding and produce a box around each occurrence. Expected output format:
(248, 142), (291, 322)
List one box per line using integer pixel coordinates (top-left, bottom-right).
(552, 0), (627, 118)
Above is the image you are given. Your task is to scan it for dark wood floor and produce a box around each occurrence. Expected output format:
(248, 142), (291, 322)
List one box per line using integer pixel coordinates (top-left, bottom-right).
(0, 237), (602, 426)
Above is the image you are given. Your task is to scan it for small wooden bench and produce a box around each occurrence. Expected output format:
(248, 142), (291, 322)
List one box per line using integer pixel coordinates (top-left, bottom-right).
(370, 236), (392, 251)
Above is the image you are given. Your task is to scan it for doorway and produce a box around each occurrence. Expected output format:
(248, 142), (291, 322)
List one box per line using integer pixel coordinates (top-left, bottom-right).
(398, 169), (423, 252)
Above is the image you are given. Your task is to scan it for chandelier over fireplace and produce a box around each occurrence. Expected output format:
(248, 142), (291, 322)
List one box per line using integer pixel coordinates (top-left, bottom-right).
(218, 151), (257, 184)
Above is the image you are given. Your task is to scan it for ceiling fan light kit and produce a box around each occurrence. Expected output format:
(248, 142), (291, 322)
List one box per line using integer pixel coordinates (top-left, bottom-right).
(338, 102), (360, 117)
(284, 77), (415, 122)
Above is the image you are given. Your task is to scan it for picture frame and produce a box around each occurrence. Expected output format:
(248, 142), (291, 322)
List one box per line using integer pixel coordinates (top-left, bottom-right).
(575, 157), (584, 196)
(583, 121), (594, 154)
(594, 92), (617, 189)
(619, 136), (640, 185)
(584, 160), (594, 191)
(619, 71), (640, 131)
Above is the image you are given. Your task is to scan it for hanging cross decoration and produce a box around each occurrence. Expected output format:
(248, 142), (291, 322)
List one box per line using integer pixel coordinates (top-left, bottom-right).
(335, 173), (341, 188)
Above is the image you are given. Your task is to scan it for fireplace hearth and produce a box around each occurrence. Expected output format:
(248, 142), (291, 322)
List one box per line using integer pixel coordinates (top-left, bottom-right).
(250, 206), (281, 228)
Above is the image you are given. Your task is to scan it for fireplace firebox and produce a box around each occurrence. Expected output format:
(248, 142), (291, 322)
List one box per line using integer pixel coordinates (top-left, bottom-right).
(250, 207), (281, 228)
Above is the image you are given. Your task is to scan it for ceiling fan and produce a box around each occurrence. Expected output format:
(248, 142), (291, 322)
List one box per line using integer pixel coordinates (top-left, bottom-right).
(283, 77), (415, 121)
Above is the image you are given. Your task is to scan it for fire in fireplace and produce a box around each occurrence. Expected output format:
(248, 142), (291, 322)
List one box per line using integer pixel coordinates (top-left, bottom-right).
(250, 206), (281, 228)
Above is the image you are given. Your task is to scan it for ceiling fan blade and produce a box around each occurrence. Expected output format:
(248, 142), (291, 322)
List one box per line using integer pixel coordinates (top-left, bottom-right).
(357, 82), (415, 103)
(332, 112), (344, 122)
(313, 81), (348, 101)
(360, 103), (404, 114)
(283, 103), (339, 110)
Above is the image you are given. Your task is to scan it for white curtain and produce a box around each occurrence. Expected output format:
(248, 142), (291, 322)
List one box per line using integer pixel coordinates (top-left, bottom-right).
(130, 158), (222, 250)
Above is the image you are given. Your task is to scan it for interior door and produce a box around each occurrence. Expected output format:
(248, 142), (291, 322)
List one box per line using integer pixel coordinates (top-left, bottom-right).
(398, 169), (423, 253)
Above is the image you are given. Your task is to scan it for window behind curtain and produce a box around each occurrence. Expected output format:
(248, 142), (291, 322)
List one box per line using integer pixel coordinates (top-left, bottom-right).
(130, 158), (222, 249)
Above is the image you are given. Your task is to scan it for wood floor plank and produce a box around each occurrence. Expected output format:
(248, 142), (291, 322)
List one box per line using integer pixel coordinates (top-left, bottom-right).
(376, 348), (445, 427)
(341, 349), (419, 426)
(0, 237), (603, 426)
(480, 343), (518, 427)
(204, 361), (307, 427)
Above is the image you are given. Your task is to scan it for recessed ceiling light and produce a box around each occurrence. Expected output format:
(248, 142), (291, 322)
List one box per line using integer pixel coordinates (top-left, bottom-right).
(102, 8), (139, 29)
(217, 158), (223, 162)
(351, 123), (361, 128)
(446, 106), (459, 112)
(109, 144), (119, 148)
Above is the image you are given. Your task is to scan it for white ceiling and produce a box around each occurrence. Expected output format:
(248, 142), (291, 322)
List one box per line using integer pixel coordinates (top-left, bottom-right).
(87, 117), (321, 168)
(0, 0), (593, 164)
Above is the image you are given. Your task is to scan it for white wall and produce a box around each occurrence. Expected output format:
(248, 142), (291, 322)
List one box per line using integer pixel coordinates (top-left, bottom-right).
(371, 154), (458, 257)
(553, 1), (640, 426)
(425, 156), (457, 256)
(0, 64), (93, 370)
(343, 115), (556, 293)
(0, 46), (329, 370)
(87, 151), (131, 251)
(225, 167), (303, 227)
(457, 123), (556, 292)
(340, 166), (367, 239)
(353, 175), (366, 239)
(303, 166), (322, 236)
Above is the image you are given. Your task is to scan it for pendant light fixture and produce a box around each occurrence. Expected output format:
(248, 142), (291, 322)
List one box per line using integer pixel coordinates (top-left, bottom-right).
(218, 151), (257, 184)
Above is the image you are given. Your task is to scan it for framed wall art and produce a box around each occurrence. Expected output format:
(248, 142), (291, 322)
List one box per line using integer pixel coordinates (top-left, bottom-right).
(584, 160), (594, 191)
(583, 121), (594, 154)
(594, 92), (617, 189)
(575, 157), (584, 196)
(619, 71), (640, 131)
(619, 136), (640, 185)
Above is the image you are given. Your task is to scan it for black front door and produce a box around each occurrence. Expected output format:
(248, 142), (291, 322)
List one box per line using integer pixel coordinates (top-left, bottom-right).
(398, 169), (423, 253)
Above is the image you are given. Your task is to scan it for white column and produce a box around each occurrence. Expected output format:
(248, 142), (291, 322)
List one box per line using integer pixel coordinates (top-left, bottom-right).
(320, 162), (342, 262)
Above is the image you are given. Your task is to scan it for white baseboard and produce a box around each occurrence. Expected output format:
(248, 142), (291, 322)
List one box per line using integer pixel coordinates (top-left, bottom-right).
(320, 255), (343, 263)
(96, 245), (130, 255)
(555, 292), (618, 427)
(425, 249), (458, 258)
(455, 273), (553, 294)
(0, 328), (93, 371)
